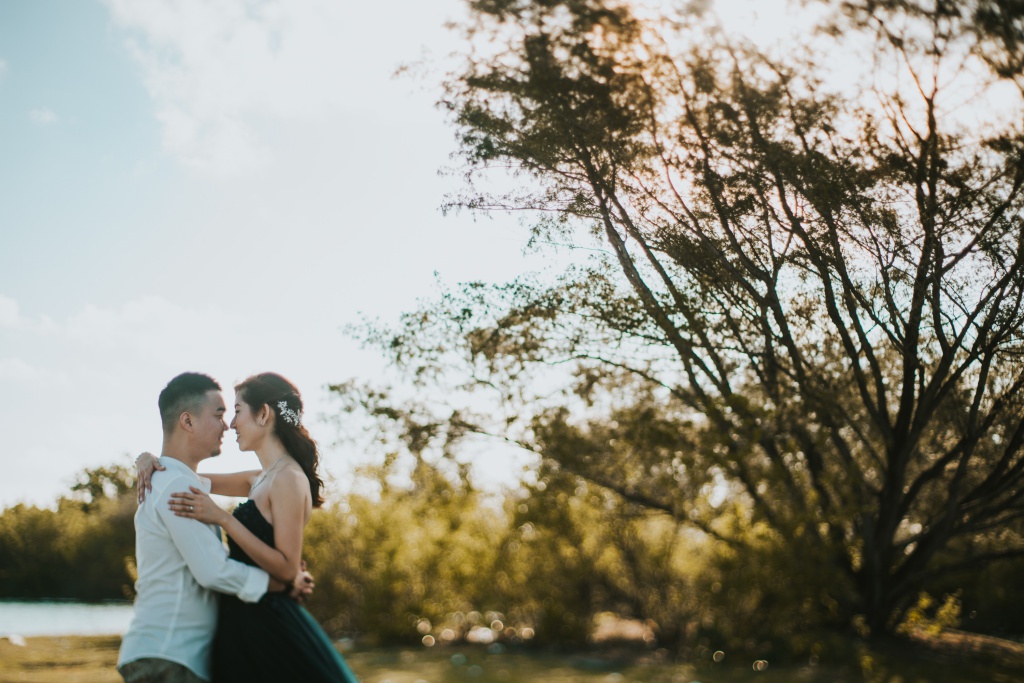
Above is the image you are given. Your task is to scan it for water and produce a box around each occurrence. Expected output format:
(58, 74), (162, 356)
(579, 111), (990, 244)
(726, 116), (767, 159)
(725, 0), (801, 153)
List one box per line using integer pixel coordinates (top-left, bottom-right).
(0, 600), (134, 637)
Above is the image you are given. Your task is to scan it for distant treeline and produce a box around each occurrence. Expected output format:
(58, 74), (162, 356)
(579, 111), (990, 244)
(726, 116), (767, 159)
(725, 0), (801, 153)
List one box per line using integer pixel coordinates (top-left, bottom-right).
(2, 460), (1022, 653)
(0, 465), (137, 601)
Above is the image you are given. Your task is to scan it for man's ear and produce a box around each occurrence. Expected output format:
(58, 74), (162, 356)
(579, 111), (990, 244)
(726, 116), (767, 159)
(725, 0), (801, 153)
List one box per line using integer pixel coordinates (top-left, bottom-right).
(179, 411), (194, 433)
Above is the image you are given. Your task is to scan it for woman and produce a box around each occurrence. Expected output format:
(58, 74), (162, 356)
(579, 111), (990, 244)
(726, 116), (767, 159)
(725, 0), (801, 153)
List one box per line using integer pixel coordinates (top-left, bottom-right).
(137, 372), (358, 683)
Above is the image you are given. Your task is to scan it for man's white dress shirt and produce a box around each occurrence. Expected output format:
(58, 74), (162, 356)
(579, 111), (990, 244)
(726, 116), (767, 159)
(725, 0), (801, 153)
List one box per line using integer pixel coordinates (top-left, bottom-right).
(118, 457), (269, 681)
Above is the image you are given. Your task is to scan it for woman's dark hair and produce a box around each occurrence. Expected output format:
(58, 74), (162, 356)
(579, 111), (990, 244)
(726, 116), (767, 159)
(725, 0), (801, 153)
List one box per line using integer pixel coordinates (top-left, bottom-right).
(235, 372), (325, 507)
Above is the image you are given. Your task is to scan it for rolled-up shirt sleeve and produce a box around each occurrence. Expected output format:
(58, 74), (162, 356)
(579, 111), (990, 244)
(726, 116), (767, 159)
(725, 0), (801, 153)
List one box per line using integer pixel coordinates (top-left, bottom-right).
(156, 481), (269, 603)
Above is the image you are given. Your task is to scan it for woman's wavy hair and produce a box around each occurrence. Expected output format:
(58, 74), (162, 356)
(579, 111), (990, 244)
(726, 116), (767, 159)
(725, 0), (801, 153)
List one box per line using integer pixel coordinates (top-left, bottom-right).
(235, 372), (325, 507)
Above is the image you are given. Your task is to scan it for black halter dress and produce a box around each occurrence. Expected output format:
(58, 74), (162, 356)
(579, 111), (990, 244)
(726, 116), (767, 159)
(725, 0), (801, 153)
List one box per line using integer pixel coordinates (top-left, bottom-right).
(211, 500), (359, 683)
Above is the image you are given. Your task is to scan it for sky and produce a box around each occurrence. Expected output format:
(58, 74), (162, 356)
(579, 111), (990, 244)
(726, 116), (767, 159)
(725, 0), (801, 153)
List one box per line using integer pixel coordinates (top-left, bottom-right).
(0, 0), (550, 507)
(0, 0), (849, 508)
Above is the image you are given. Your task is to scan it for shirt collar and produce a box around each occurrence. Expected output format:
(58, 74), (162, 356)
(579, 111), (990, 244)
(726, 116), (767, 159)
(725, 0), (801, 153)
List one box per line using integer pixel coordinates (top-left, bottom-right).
(158, 456), (212, 493)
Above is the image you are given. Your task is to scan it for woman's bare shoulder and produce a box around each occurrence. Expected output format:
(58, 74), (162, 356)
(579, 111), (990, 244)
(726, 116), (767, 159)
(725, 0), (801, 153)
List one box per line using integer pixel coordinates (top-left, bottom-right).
(269, 465), (310, 497)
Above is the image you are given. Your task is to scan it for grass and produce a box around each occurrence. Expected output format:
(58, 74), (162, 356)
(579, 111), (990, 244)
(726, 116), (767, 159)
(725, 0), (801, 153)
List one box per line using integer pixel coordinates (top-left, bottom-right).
(0, 636), (123, 683)
(1, 633), (1022, 683)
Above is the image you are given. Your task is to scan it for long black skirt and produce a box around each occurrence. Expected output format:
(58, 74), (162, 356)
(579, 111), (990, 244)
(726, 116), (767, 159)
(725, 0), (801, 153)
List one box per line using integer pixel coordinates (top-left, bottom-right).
(212, 592), (359, 683)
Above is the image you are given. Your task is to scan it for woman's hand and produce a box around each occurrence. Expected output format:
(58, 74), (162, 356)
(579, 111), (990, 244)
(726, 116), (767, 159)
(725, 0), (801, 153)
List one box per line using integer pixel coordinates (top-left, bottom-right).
(291, 561), (315, 602)
(169, 486), (230, 525)
(136, 452), (165, 504)
(267, 561), (316, 601)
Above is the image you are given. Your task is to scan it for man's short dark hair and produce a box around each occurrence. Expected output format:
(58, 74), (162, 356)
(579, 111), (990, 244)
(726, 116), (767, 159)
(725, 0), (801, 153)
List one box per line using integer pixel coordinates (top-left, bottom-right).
(158, 372), (221, 434)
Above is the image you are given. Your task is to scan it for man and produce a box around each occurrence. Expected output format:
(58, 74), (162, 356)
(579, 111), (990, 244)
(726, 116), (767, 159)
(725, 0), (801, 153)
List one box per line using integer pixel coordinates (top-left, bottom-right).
(118, 372), (310, 683)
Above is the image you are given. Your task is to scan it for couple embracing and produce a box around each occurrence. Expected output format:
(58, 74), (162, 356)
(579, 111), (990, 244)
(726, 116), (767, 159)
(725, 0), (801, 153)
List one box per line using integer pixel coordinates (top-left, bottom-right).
(117, 371), (359, 683)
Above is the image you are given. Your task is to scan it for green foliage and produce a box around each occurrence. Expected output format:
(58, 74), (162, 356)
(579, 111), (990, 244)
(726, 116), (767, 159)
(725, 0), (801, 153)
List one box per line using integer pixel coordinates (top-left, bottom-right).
(503, 474), (702, 648)
(896, 592), (961, 637)
(300, 457), (707, 648)
(302, 457), (506, 644)
(68, 465), (135, 512)
(0, 464), (136, 601)
(337, 0), (1024, 645)
(0, 503), (66, 597)
(2, 455), (1020, 654)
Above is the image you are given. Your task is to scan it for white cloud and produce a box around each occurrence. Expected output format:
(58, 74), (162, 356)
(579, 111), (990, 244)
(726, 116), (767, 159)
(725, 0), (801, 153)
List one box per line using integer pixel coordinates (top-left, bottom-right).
(29, 107), (58, 125)
(0, 357), (36, 381)
(0, 357), (70, 388)
(64, 296), (242, 359)
(102, 0), (356, 176)
(0, 294), (19, 327)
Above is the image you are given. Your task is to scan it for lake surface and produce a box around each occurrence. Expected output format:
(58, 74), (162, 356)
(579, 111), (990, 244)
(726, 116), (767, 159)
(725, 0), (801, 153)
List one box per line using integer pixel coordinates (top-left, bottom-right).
(0, 600), (134, 637)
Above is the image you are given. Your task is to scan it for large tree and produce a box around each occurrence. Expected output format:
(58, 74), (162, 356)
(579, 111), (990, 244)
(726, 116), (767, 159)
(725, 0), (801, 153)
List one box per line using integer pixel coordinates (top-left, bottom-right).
(354, 0), (1024, 636)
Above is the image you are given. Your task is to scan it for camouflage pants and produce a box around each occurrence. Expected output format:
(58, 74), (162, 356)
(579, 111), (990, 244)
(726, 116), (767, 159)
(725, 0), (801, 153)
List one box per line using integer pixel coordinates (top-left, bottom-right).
(118, 658), (207, 683)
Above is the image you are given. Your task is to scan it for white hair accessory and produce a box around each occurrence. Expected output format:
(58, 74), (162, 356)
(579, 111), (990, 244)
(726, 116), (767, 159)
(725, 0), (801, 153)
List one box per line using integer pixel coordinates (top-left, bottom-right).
(278, 400), (303, 426)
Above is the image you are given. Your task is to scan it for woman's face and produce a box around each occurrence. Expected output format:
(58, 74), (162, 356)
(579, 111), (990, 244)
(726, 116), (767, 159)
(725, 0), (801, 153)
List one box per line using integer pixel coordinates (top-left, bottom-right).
(230, 395), (265, 452)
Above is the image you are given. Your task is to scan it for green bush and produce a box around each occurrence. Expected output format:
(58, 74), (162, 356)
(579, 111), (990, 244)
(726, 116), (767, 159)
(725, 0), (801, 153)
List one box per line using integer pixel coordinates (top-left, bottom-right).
(0, 465), (136, 601)
(5, 458), (1022, 652)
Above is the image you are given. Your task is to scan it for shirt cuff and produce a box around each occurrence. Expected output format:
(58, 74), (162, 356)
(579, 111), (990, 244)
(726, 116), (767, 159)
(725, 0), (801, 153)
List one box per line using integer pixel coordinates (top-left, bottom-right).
(237, 566), (270, 603)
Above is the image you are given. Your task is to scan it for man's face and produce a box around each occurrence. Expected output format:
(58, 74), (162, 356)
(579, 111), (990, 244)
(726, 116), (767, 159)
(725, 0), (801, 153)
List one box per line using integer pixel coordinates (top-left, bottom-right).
(192, 390), (228, 458)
